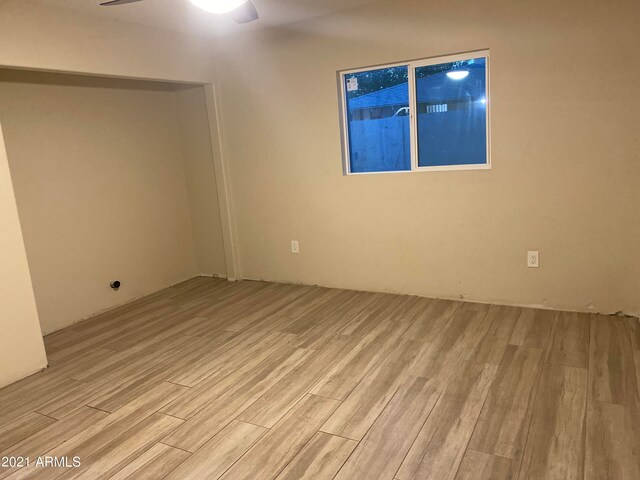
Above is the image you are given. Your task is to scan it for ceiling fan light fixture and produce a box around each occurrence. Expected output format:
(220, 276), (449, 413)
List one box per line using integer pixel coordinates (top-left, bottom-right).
(189, 0), (249, 14)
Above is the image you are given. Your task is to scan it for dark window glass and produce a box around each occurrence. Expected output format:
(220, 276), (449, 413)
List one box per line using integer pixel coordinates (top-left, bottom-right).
(415, 57), (487, 167)
(344, 65), (411, 173)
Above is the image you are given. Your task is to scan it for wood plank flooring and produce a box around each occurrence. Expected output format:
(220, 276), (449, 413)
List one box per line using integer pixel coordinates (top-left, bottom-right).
(1, 277), (639, 480)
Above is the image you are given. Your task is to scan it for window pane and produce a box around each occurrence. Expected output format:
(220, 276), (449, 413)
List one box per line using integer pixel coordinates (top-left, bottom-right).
(415, 57), (487, 167)
(344, 66), (411, 173)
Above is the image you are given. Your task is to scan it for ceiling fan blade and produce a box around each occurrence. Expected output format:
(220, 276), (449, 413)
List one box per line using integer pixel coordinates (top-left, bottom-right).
(100, 0), (145, 6)
(232, 0), (259, 24)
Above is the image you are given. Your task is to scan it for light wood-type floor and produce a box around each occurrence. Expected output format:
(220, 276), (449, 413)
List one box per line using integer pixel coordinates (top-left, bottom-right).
(1, 277), (639, 480)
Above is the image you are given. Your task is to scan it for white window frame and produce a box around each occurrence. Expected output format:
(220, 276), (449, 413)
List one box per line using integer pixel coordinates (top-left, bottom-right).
(339, 50), (491, 175)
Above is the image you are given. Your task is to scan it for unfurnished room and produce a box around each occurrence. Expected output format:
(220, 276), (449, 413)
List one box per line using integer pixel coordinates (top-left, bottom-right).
(0, 0), (638, 479)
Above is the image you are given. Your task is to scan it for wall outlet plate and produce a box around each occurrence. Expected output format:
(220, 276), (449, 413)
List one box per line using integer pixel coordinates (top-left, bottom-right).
(527, 251), (539, 268)
(291, 240), (300, 254)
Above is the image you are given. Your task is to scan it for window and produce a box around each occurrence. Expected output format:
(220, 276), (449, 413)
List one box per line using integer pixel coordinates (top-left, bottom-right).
(340, 51), (490, 174)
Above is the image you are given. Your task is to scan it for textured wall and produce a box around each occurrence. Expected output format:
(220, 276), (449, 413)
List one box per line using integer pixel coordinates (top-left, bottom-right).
(215, 0), (640, 315)
(0, 124), (47, 387)
(0, 72), (202, 333)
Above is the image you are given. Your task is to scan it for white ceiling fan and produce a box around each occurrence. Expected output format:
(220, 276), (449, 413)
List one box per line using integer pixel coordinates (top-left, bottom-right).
(99, 0), (259, 24)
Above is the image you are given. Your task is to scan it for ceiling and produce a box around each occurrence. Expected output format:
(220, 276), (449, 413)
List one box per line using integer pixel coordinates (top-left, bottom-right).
(40, 0), (375, 38)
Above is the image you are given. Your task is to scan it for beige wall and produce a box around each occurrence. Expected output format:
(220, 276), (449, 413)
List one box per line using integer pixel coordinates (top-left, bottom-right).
(176, 86), (227, 276)
(0, 2), (229, 386)
(0, 0), (215, 83)
(215, 0), (640, 315)
(0, 70), (220, 334)
(0, 123), (48, 388)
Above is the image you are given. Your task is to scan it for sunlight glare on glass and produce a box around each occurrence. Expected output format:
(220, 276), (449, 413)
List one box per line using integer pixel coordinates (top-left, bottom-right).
(190, 0), (248, 14)
(446, 70), (469, 80)
(480, 97), (487, 104)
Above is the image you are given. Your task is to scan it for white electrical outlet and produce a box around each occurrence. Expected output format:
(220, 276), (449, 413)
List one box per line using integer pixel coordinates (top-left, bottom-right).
(291, 240), (300, 254)
(527, 251), (539, 268)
